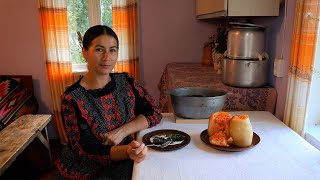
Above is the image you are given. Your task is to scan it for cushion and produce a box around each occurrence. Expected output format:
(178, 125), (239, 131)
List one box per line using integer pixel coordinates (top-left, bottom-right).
(0, 76), (39, 131)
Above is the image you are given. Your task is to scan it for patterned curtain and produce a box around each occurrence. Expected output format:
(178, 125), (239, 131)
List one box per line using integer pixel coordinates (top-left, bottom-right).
(38, 0), (72, 144)
(112, 0), (140, 80)
(284, 0), (320, 135)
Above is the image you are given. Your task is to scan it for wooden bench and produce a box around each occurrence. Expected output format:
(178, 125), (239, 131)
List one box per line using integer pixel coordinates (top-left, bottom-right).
(0, 114), (52, 175)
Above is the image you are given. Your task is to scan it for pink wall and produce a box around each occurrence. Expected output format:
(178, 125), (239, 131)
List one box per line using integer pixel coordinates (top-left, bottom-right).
(140, 0), (295, 121)
(0, 1), (54, 134)
(273, 1), (295, 120)
(0, 0), (52, 113)
(139, 0), (217, 100)
(248, 1), (295, 120)
(0, 0), (294, 140)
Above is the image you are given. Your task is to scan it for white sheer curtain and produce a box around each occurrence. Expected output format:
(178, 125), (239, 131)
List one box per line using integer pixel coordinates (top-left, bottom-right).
(88, 0), (101, 26)
(283, 0), (320, 136)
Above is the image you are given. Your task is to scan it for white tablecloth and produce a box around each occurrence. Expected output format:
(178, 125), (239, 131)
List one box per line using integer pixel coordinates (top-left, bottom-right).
(132, 111), (320, 180)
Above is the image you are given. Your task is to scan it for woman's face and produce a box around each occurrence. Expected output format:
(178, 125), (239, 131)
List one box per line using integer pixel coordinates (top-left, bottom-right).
(82, 34), (118, 76)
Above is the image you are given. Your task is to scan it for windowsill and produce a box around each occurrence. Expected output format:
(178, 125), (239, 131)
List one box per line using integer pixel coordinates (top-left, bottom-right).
(72, 63), (87, 73)
(305, 124), (320, 151)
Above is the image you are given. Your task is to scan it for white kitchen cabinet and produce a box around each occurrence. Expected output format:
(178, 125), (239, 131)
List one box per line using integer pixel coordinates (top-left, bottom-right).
(196, 0), (280, 19)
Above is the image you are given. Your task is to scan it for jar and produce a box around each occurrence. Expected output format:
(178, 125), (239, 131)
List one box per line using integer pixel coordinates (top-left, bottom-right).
(202, 46), (213, 66)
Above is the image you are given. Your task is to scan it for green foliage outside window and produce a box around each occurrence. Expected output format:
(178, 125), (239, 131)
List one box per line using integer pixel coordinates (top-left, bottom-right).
(101, 0), (112, 27)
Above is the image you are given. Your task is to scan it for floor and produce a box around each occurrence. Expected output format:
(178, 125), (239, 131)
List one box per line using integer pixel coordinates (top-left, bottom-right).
(1, 139), (64, 180)
(39, 139), (64, 180)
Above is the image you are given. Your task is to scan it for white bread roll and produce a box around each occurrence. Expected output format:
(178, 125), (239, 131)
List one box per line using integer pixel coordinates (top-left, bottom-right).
(229, 114), (253, 147)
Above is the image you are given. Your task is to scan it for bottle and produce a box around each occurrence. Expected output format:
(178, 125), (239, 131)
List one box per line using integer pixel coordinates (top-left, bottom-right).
(202, 46), (213, 66)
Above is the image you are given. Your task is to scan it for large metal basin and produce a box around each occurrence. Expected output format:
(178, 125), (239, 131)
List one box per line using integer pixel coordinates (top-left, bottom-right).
(167, 87), (229, 119)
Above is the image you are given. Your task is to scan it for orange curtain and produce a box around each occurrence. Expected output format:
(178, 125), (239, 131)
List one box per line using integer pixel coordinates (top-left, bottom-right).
(112, 0), (140, 80)
(38, 0), (72, 144)
(284, 0), (320, 135)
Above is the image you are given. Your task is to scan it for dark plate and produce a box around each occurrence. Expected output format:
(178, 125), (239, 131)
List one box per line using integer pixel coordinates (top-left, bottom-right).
(200, 129), (260, 152)
(142, 129), (191, 151)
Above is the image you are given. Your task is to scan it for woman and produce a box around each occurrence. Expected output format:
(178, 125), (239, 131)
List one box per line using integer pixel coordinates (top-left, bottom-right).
(55, 25), (162, 179)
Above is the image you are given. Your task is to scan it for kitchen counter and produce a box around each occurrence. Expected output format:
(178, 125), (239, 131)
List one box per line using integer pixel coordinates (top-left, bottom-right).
(158, 62), (277, 114)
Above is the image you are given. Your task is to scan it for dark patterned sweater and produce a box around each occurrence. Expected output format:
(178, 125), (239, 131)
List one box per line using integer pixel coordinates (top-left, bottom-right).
(55, 73), (162, 179)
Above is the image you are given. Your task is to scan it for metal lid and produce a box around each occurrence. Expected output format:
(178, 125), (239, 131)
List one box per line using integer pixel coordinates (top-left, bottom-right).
(229, 22), (265, 30)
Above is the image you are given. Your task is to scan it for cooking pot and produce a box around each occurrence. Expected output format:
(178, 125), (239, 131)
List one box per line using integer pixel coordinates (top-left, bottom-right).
(167, 87), (229, 119)
(222, 58), (269, 88)
(227, 22), (266, 59)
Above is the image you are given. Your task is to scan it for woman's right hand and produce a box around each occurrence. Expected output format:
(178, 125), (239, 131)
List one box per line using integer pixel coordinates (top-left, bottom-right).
(127, 141), (147, 163)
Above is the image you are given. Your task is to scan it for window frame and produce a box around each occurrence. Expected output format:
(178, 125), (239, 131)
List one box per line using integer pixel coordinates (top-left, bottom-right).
(69, 0), (111, 73)
(304, 19), (320, 150)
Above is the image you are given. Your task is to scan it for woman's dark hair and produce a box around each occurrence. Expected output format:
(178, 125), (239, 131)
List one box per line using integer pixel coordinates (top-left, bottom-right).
(82, 25), (119, 50)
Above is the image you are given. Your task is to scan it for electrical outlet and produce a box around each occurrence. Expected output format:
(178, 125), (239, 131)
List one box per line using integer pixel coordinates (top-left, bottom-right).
(274, 58), (284, 77)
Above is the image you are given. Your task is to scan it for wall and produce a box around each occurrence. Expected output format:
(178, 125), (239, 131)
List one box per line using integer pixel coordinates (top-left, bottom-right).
(0, 0), (216, 139)
(273, 1), (295, 120)
(0, 0), (294, 141)
(252, 1), (295, 120)
(140, 0), (295, 121)
(139, 0), (217, 100)
(0, 1), (55, 136)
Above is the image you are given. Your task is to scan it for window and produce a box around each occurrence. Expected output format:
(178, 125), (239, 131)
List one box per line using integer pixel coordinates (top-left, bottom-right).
(67, 0), (112, 72)
(304, 20), (320, 150)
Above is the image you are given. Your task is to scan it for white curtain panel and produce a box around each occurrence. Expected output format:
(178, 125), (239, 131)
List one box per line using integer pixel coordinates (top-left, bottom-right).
(284, 76), (311, 136)
(88, 0), (102, 27)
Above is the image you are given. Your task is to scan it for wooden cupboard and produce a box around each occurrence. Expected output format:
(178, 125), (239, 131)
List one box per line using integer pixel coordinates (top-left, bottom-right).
(196, 0), (280, 19)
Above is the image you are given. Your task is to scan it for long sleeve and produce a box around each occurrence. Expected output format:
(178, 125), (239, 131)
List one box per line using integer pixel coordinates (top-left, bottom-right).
(61, 94), (111, 165)
(128, 76), (162, 127)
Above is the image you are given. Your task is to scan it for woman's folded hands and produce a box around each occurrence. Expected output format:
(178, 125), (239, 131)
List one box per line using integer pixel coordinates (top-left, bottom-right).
(127, 141), (147, 163)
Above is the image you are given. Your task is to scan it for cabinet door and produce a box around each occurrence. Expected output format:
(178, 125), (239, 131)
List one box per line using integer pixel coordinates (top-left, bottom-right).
(196, 0), (279, 19)
(228, 0), (279, 16)
(196, 0), (227, 18)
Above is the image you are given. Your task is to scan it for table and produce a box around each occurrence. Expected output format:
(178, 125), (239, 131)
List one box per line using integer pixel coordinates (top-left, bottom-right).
(0, 114), (52, 175)
(158, 63), (277, 114)
(132, 112), (320, 180)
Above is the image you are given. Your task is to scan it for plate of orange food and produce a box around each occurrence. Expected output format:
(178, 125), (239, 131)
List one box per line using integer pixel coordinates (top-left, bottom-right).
(200, 112), (260, 152)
